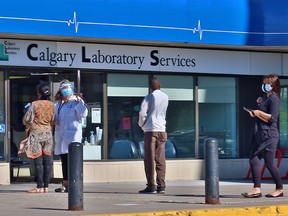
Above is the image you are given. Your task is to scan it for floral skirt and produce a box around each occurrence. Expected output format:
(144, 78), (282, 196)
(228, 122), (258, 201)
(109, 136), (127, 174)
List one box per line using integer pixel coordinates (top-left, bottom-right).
(19, 131), (53, 159)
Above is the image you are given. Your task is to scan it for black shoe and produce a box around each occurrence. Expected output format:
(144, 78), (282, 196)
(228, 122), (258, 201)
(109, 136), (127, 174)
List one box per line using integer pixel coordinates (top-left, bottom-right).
(265, 192), (284, 198)
(55, 185), (68, 193)
(139, 187), (156, 194)
(241, 192), (262, 198)
(157, 187), (165, 194)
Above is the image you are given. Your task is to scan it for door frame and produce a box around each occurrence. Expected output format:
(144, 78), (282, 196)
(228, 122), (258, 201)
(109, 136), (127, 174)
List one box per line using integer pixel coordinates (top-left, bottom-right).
(5, 68), (80, 167)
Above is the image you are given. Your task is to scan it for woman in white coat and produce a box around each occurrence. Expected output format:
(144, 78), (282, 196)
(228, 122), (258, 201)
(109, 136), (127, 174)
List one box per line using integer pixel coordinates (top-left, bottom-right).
(53, 79), (88, 192)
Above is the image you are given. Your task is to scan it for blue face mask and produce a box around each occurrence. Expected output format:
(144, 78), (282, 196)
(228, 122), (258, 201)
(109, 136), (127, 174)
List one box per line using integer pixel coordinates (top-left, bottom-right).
(61, 88), (73, 97)
(261, 84), (273, 93)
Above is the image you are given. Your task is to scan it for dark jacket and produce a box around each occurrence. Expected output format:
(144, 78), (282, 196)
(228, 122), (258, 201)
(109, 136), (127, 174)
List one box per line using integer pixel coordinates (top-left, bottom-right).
(251, 93), (280, 156)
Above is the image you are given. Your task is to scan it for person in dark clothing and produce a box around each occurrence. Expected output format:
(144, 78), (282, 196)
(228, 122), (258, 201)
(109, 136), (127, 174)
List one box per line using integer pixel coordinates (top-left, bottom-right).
(242, 74), (283, 198)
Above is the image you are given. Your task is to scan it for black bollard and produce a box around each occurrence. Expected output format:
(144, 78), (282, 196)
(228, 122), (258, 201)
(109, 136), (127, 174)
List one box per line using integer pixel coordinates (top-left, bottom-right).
(68, 142), (84, 211)
(204, 138), (220, 204)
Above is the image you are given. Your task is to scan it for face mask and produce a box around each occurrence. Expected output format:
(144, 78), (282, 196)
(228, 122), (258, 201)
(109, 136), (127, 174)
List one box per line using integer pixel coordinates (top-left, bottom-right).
(61, 88), (73, 97)
(261, 84), (273, 93)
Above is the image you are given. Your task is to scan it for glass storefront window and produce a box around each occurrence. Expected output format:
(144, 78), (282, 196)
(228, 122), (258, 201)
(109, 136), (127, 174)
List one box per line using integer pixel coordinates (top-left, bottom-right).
(279, 79), (288, 157)
(156, 75), (195, 158)
(80, 73), (103, 160)
(0, 71), (5, 161)
(107, 74), (239, 160)
(107, 74), (148, 159)
(107, 74), (195, 159)
(198, 76), (237, 159)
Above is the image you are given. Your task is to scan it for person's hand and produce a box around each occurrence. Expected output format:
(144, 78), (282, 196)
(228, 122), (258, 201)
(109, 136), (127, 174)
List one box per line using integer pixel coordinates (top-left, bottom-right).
(249, 110), (256, 117)
(256, 97), (263, 104)
(53, 119), (59, 126)
(75, 93), (83, 105)
(250, 109), (270, 123)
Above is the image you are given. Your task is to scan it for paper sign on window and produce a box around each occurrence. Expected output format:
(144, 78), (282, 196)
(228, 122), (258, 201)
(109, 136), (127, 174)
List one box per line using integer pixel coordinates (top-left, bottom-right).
(122, 117), (131, 130)
(91, 108), (101, 124)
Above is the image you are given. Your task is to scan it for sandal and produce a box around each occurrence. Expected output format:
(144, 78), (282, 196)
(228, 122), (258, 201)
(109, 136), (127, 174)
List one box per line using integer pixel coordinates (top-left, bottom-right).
(27, 188), (44, 193)
(44, 188), (49, 193)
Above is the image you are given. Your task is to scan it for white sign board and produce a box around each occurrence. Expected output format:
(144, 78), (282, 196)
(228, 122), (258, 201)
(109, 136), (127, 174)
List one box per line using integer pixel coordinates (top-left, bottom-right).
(0, 39), (284, 75)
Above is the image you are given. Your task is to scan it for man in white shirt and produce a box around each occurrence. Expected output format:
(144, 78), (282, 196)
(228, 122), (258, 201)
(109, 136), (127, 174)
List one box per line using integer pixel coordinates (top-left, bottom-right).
(138, 78), (169, 194)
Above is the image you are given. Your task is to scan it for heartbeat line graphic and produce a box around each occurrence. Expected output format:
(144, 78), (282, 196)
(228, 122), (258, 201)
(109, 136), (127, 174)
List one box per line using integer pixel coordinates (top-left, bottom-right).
(67, 12), (205, 39)
(67, 12), (79, 33)
(0, 11), (287, 40)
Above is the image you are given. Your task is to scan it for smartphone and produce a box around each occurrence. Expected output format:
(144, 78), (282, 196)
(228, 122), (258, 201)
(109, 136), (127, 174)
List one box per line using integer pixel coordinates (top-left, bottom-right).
(243, 107), (252, 112)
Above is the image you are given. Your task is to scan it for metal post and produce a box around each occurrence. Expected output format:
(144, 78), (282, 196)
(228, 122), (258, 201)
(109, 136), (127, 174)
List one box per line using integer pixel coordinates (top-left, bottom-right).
(68, 142), (83, 211)
(204, 138), (220, 204)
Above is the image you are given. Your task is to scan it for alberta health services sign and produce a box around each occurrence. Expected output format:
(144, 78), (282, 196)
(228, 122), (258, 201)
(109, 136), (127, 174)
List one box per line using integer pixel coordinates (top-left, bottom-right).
(0, 39), (249, 74)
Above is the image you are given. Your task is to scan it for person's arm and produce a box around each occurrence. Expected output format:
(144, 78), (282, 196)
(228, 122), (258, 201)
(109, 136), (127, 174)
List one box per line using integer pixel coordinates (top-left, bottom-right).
(53, 101), (60, 126)
(250, 110), (271, 123)
(251, 95), (279, 123)
(50, 107), (55, 128)
(22, 103), (35, 125)
(74, 98), (88, 118)
(138, 96), (150, 128)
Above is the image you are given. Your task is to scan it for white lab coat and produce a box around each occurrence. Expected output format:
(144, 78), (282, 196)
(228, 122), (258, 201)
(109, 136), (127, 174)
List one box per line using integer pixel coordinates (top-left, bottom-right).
(54, 95), (88, 155)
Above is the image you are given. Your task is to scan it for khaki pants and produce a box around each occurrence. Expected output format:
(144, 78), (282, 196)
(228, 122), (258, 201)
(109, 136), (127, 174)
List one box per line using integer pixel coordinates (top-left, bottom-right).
(144, 132), (167, 189)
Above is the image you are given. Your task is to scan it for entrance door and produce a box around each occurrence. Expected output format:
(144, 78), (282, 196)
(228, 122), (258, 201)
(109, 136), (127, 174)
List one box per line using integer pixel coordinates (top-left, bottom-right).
(8, 69), (78, 181)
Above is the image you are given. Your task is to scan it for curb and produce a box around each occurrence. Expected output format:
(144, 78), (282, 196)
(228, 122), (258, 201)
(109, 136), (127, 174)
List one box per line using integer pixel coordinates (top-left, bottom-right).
(83, 205), (288, 216)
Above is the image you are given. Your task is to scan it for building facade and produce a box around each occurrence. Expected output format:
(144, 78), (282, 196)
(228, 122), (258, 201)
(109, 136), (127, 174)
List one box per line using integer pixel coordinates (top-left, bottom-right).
(0, 0), (287, 184)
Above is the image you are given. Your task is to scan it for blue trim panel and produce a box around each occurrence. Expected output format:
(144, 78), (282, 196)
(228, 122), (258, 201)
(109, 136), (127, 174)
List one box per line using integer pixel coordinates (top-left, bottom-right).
(0, 0), (287, 46)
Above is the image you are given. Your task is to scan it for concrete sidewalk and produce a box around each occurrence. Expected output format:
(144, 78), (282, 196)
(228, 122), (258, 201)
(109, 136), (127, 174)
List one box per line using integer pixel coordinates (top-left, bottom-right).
(0, 180), (287, 216)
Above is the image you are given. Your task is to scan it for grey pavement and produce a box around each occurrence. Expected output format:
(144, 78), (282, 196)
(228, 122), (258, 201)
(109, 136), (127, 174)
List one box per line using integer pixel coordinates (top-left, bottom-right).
(0, 180), (288, 216)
